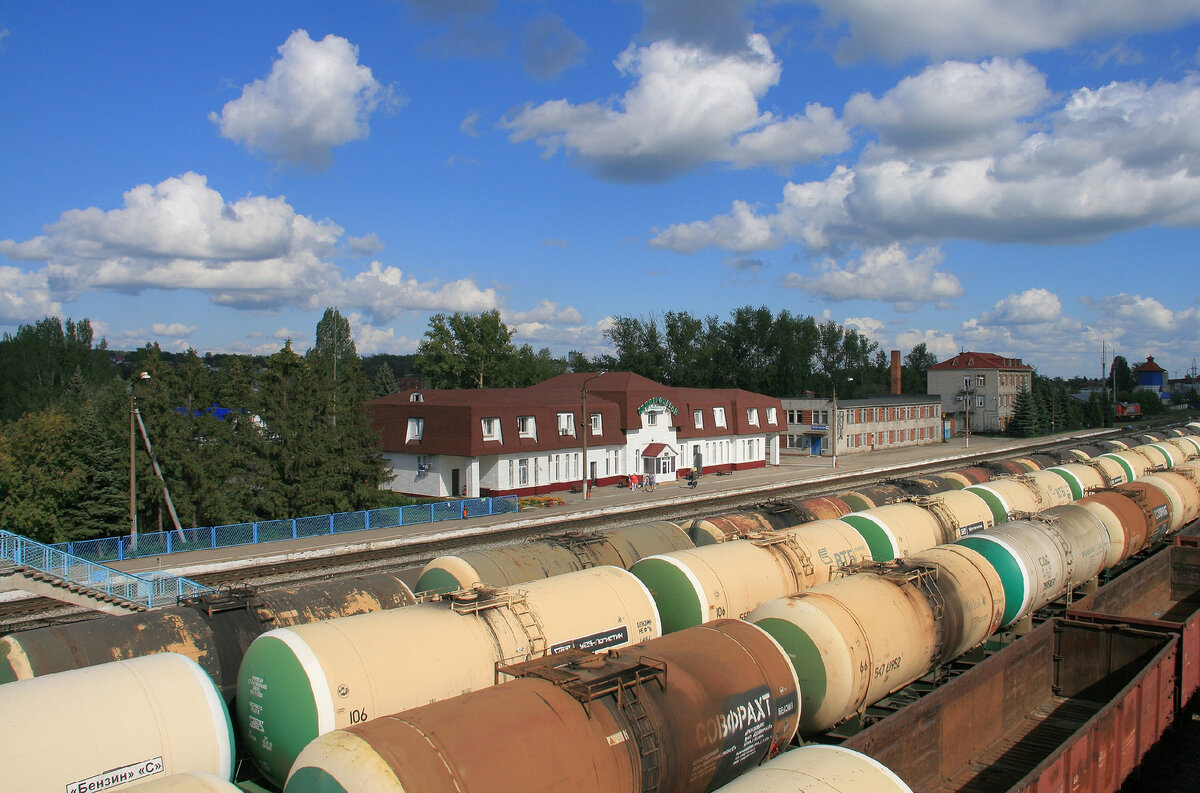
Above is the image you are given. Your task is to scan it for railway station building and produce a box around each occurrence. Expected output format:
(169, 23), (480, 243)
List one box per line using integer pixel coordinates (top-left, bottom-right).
(369, 372), (785, 498)
(927, 351), (1033, 434)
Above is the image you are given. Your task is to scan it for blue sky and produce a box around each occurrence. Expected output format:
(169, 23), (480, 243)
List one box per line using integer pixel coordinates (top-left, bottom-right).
(3, 1), (1200, 379)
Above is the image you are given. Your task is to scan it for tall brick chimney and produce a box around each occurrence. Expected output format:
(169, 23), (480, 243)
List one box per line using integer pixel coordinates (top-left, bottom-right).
(891, 350), (902, 395)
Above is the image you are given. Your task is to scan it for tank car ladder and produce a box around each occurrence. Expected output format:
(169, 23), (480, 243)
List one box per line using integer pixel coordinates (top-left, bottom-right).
(552, 531), (609, 570)
(751, 531), (815, 594)
(499, 649), (668, 793)
(619, 682), (663, 793)
(446, 586), (550, 664)
(505, 593), (548, 657)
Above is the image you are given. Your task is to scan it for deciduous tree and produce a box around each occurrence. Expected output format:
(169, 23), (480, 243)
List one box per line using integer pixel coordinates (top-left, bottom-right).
(416, 310), (516, 389)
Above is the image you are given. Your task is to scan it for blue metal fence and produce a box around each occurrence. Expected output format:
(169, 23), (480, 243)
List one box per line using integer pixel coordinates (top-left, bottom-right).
(1, 530), (213, 610)
(54, 496), (520, 564)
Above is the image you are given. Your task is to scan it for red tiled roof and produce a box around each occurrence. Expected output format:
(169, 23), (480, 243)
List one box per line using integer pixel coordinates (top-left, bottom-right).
(1133, 356), (1166, 373)
(369, 372), (783, 456)
(929, 352), (1032, 371)
(641, 442), (672, 457)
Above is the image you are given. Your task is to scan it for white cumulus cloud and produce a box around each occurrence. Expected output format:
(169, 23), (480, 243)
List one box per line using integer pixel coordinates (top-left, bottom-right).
(0, 173), (507, 328)
(503, 35), (847, 182)
(894, 328), (960, 360)
(653, 72), (1200, 254)
(781, 244), (962, 308)
(979, 288), (1062, 325)
(336, 262), (501, 324)
(151, 322), (196, 337)
(650, 200), (781, 254)
(845, 59), (1051, 160)
(0, 172), (343, 310)
(811, 0), (1200, 63)
(0, 266), (61, 324)
(344, 312), (419, 356)
(504, 299), (584, 326)
(209, 29), (393, 169)
(1083, 293), (1177, 331)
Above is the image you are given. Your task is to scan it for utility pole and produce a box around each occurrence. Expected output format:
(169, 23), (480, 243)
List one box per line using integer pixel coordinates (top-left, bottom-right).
(128, 372), (150, 551)
(580, 372), (606, 499)
(831, 377), (852, 468)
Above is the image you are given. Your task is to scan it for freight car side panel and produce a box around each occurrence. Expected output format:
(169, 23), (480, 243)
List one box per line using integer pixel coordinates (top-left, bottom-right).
(1068, 544), (1200, 707)
(1013, 622), (1177, 793)
(842, 620), (1177, 793)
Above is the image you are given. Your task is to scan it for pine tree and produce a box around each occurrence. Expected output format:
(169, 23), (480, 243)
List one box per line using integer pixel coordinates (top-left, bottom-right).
(0, 392), (125, 543)
(372, 362), (399, 397)
(306, 308), (388, 511)
(257, 341), (332, 517)
(59, 372), (127, 540)
(215, 356), (279, 520)
(0, 317), (111, 422)
(1009, 386), (1043, 437)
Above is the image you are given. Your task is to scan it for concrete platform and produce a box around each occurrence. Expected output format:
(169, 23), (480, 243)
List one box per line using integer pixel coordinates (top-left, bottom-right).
(111, 432), (1069, 581)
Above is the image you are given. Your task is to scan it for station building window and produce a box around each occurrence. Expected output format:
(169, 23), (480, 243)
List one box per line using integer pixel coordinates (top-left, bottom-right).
(557, 412), (575, 436)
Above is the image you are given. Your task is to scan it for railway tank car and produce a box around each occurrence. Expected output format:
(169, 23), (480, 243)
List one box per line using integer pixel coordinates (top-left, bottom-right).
(748, 545), (1005, 734)
(282, 619), (799, 793)
(413, 446), (1052, 599)
(237, 565), (661, 788)
(414, 522), (692, 594)
(416, 441), (1146, 603)
(632, 487), (999, 633)
(957, 512), (1109, 628)
(709, 745), (914, 793)
(0, 653), (234, 792)
(685, 495), (853, 544)
(0, 572), (417, 699)
(1045, 460), (1109, 495)
(834, 482), (911, 512)
(963, 476), (1058, 523)
(122, 774), (243, 793)
(745, 466), (1200, 736)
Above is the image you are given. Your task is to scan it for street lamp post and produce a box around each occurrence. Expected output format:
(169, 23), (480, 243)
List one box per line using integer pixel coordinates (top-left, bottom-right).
(580, 372), (606, 500)
(963, 385), (974, 448)
(831, 377), (852, 468)
(128, 371), (150, 551)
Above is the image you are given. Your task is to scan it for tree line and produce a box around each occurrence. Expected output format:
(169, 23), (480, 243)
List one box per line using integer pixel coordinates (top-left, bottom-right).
(1005, 358), (1200, 438)
(0, 311), (389, 544)
(414, 307), (942, 399)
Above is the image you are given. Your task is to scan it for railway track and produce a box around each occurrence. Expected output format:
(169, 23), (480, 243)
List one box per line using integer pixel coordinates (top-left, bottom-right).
(0, 436), (1099, 633)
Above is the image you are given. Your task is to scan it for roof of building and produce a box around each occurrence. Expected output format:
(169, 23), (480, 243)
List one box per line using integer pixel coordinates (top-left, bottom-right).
(1133, 356), (1166, 373)
(928, 352), (1032, 371)
(781, 393), (941, 407)
(369, 372), (784, 456)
